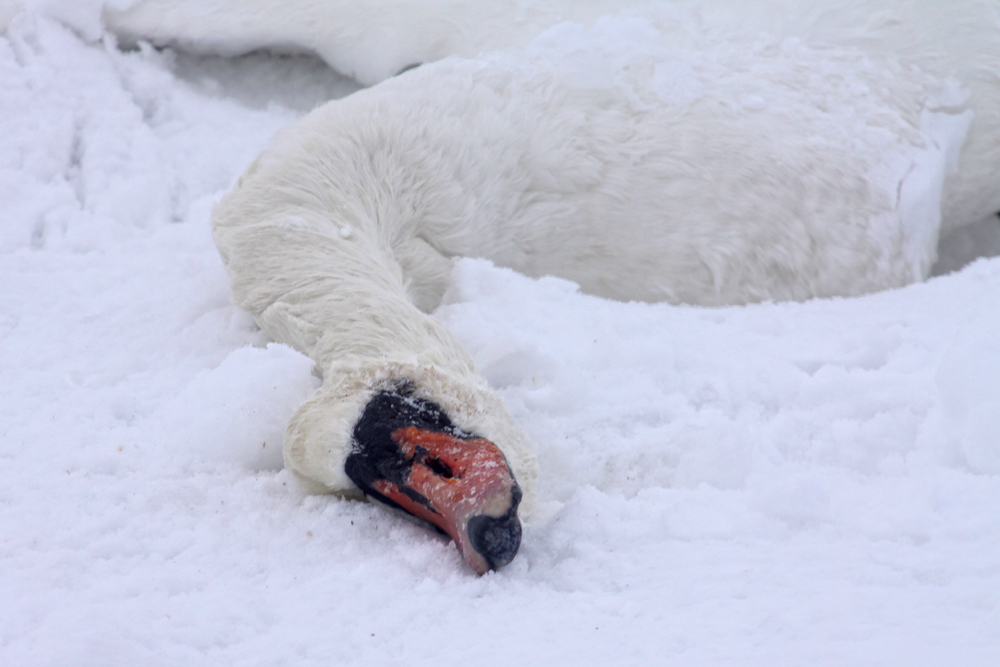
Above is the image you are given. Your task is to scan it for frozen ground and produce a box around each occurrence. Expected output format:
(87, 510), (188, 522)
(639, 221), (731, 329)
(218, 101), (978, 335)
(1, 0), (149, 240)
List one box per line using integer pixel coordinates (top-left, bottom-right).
(2, 10), (1000, 667)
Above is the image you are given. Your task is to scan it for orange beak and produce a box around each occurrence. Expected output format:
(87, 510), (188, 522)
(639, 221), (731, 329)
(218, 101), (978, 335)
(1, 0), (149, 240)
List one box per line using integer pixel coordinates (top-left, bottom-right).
(370, 426), (522, 574)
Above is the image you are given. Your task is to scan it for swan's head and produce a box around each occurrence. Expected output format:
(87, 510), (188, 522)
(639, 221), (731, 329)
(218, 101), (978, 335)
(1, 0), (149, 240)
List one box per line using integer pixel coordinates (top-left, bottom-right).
(345, 384), (522, 574)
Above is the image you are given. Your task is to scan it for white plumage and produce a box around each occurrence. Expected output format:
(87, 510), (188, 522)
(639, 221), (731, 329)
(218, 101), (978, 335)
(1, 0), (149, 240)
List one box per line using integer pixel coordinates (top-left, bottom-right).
(100, 1), (1000, 563)
(206, 2), (998, 512)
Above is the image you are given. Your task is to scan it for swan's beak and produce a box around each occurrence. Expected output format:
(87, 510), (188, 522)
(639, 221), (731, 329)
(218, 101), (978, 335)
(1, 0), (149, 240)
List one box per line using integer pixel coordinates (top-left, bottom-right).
(371, 426), (522, 574)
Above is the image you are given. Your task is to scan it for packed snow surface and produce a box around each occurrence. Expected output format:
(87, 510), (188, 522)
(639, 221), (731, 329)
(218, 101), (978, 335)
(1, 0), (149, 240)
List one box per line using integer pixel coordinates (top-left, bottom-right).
(2, 8), (1000, 667)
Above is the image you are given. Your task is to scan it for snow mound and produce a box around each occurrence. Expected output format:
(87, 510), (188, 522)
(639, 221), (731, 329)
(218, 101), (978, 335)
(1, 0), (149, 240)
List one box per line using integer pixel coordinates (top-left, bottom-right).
(136, 343), (319, 471)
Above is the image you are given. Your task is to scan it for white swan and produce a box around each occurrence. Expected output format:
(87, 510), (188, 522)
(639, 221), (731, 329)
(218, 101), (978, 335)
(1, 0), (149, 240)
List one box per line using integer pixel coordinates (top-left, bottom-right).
(210, 8), (999, 572)
(101, 1), (1000, 572)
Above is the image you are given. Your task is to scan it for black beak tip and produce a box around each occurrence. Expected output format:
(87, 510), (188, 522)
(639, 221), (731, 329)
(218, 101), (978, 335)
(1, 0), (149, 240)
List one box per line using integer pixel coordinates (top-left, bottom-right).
(467, 510), (522, 571)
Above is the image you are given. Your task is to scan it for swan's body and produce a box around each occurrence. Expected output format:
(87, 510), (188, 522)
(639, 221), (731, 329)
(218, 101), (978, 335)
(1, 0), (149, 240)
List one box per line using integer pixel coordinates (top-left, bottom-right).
(102, 0), (1000, 571)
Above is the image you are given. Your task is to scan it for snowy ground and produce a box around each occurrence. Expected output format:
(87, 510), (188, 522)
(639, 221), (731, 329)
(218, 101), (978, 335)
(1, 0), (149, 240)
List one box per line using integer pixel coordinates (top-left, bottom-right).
(3, 11), (1000, 667)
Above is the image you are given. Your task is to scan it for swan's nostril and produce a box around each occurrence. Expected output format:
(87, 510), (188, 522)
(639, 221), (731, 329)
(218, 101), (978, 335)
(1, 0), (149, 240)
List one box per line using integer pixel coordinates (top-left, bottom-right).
(424, 456), (454, 479)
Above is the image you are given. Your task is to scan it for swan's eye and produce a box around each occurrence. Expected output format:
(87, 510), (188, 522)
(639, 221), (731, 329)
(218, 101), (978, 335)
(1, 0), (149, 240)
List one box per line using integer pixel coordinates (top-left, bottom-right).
(425, 456), (454, 479)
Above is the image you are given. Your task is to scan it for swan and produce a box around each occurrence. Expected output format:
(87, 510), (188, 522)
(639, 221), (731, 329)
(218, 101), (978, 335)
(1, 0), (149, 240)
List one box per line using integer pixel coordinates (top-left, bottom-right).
(79, 1), (1000, 572)
(209, 6), (1000, 572)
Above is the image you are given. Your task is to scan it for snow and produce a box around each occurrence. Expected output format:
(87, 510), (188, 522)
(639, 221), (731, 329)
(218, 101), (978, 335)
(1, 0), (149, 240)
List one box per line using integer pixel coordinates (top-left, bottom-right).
(2, 8), (1000, 667)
